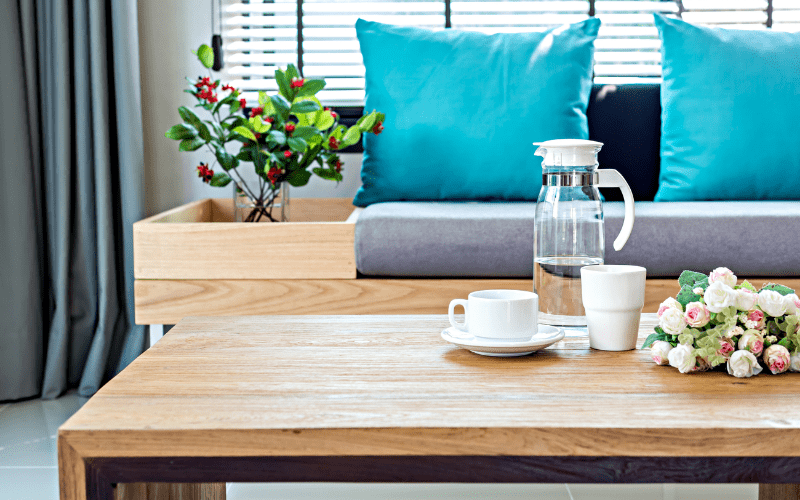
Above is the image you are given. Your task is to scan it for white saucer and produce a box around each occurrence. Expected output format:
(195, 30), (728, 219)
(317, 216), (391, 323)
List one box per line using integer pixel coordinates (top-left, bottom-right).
(441, 325), (565, 357)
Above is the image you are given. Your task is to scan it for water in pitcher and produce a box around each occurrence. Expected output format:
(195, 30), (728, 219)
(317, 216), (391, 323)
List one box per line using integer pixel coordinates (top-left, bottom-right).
(534, 256), (604, 326)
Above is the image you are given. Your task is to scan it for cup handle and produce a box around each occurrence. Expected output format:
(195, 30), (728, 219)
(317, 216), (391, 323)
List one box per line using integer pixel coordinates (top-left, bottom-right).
(448, 299), (469, 333)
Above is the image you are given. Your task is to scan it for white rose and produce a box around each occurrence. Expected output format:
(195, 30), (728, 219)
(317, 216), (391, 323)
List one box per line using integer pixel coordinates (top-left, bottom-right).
(757, 290), (788, 317)
(734, 289), (758, 311)
(704, 281), (736, 313)
(650, 341), (672, 366)
(784, 294), (800, 315)
(722, 325), (744, 339)
(668, 344), (697, 374)
(657, 297), (682, 317)
(709, 267), (737, 288)
(791, 352), (800, 373)
(659, 307), (688, 336)
(726, 350), (763, 378)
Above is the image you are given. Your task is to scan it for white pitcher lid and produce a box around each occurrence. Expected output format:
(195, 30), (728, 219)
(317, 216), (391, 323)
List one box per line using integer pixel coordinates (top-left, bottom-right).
(533, 139), (603, 167)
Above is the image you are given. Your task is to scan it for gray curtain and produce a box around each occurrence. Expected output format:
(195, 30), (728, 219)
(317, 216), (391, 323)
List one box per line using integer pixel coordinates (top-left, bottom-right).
(0, 0), (147, 401)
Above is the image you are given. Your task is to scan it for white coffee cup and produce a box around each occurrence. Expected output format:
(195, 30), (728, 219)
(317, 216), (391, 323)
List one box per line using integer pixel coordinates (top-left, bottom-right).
(580, 265), (647, 351)
(448, 290), (538, 342)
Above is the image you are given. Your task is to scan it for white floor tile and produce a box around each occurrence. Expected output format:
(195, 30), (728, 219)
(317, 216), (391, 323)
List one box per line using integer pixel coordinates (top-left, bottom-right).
(227, 483), (571, 500)
(0, 393), (86, 448)
(0, 467), (59, 500)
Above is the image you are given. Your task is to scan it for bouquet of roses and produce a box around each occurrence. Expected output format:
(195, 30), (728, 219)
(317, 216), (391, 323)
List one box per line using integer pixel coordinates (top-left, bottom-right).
(642, 268), (800, 377)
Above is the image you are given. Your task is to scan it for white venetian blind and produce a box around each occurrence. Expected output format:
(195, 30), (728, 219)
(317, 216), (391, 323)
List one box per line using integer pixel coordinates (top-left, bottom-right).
(221, 0), (799, 106)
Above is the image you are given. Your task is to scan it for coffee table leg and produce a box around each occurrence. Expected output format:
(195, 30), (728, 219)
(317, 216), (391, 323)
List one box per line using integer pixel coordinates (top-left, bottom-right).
(759, 484), (800, 500)
(115, 483), (225, 500)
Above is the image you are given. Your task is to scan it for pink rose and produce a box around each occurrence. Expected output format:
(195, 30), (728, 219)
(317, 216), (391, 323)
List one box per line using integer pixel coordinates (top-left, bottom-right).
(763, 345), (791, 374)
(738, 331), (764, 356)
(745, 309), (765, 330)
(717, 338), (735, 359)
(684, 301), (710, 328)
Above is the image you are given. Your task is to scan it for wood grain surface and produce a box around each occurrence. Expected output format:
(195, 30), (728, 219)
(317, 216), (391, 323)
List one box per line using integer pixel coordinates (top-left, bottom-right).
(760, 484), (800, 500)
(133, 278), (800, 325)
(61, 314), (800, 459)
(115, 483), (224, 500)
(133, 198), (358, 280)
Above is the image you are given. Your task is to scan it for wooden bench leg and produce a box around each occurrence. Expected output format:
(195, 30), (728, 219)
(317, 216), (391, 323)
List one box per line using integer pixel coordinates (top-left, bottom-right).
(759, 484), (800, 500)
(115, 483), (225, 500)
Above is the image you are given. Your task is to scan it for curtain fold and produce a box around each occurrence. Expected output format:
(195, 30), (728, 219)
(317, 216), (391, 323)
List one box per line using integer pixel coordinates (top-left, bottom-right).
(0, 0), (146, 401)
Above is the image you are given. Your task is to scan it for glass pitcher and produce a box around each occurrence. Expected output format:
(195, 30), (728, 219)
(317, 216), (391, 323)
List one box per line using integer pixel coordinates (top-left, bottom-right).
(533, 139), (635, 326)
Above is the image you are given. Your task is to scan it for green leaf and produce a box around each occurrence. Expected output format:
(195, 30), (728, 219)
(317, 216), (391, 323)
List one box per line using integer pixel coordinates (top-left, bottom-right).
(356, 112), (377, 132)
(291, 126), (319, 139)
(739, 280), (757, 292)
(678, 270), (708, 289)
(165, 124), (197, 140)
(270, 94), (290, 118)
(676, 284), (702, 307)
(233, 126), (257, 142)
(312, 167), (343, 182)
(258, 91), (270, 109)
(268, 130), (287, 145)
(215, 146), (238, 171)
(295, 79), (325, 97)
(236, 149), (253, 162)
(249, 116), (272, 134)
(178, 137), (204, 152)
(196, 122), (212, 142)
(197, 44), (214, 69)
(285, 64), (299, 82)
(286, 168), (312, 187)
(314, 109), (335, 130)
(641, 332), (666, 350)
(209, 172), (233, 187)
(274, 69), (291, 101)
(207, 120), (223, 139)
(229, 99), (241, 114)
(677, 332), (694, 345)
(341, 125), (361, 147)
(178, 106), (203, 127)
(287, 137), (308, 153)
(760, 283), (795, 296)
(290, 100), (321, 114)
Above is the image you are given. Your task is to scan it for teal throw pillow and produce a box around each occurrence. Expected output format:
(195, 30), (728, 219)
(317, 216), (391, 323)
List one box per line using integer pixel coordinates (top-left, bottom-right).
(353, 18), (600, 207)
(654, 14), (800, 201)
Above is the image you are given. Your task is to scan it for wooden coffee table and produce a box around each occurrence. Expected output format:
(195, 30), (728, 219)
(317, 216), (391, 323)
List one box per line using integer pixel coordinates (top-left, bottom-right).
(59, 315), (800, 500)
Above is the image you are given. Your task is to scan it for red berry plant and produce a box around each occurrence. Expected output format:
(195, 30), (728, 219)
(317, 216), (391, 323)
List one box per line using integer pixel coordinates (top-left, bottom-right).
(165, 44), (385, 222)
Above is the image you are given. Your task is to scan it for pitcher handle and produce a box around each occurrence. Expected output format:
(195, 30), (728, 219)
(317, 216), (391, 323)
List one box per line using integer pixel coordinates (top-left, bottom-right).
(597, 169), (635, 251)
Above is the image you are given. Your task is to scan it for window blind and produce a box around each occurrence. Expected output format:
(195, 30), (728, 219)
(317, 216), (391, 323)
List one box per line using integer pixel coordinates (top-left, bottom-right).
(221, 0), (798, 106)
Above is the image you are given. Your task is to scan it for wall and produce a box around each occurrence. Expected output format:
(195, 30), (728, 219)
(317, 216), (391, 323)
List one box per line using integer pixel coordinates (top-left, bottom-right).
(137, 0), (361, 216)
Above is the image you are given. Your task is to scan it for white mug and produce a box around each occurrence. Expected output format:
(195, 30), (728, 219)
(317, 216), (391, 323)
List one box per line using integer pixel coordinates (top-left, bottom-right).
(448, 290), (538, 342)
(580, 265), (647, 351)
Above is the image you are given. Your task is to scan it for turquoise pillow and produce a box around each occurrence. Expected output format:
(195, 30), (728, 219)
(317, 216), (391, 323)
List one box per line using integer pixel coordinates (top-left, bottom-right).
(353, 19), (600, 207)
(654, 14), (800, 201)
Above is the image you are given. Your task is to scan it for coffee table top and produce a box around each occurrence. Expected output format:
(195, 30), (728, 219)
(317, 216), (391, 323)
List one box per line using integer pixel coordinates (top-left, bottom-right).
(60, 314), (800, 459)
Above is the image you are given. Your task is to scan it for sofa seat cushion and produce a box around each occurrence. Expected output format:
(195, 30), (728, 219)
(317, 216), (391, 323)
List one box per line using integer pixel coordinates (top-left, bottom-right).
(355, 201), (800, 278)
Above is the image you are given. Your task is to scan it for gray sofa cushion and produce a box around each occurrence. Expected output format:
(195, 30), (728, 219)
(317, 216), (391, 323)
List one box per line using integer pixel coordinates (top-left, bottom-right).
(355, 201), (800, 278)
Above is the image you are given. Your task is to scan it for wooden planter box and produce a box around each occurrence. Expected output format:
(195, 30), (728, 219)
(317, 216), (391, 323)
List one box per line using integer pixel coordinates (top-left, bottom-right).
(133, 198), (360, 280)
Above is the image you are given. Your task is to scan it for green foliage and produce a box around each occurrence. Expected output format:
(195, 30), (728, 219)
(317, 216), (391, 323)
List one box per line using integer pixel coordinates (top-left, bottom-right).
(195, 44), (214, 69)
(290, 100), (321, 114)
(641, 331), (667, 349)
(678, 270), (708, 289)
(209, 172), (232, 187)
(760, 283), (796, 296)
(214, 146), (238, 171)
(233, 126), (257, 142)
(165, 124), (196, 140)
(296, 79), (325, 97)
(178, 137), (204, 151)
(739, 280), (757, 292)
(287, 137), (307, 153)
(676, 284), (701, 307)
(285, 169), (311, 187)
(166, 47), (384, 207)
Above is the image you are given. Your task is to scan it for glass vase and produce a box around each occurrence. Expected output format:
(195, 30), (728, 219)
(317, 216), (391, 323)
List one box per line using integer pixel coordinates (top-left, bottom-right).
(233, 182), (290, 222)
